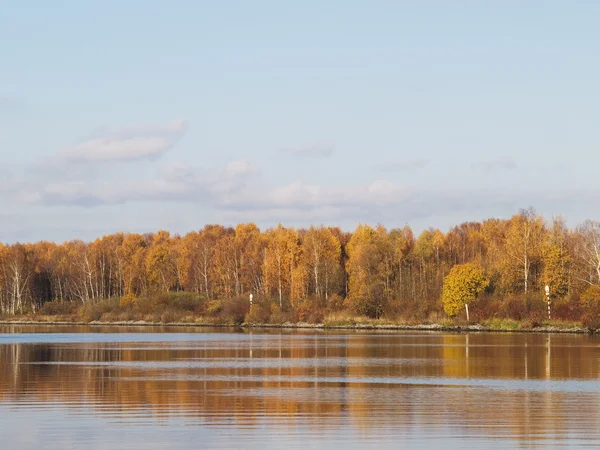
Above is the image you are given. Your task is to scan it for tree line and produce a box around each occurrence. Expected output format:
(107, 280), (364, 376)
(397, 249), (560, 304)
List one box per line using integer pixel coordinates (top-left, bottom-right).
(1, 208), (599, 323)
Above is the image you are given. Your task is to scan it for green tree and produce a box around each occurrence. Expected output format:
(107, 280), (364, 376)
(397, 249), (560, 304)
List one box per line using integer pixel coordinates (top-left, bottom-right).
(441, 263), (489, 318)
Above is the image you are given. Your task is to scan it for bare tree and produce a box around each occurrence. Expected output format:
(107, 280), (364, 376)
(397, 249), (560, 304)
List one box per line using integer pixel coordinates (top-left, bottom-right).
(576, 220), (600, 285)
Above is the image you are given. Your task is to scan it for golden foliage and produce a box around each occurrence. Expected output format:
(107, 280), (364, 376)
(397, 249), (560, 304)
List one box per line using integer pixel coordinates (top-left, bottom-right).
(0, 212), (598, 326)
(580, 286), (600, 328)
(441, 263), (489, 317)
(119, 293), (137, 308)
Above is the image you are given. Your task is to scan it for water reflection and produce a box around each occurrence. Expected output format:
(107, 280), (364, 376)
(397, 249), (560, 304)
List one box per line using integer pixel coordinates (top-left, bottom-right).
(1, 327), (600, 449)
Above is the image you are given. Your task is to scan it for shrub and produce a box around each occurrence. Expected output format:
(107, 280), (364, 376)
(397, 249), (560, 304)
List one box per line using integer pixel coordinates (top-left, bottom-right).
(160, 310), (176, 323)
(344, 286), (387, 319)
(551, 295), (581, 321)
(383, 300), (403, 320)
(296, 296), (325, 323)
(495, 295), (528, 320)
(117, 310), (135, 321)
(269, 303), (296, 324)
(323, 311), (357, 326)
(38, 300), (78, 316)
(80, 298), (120, 322)
(131, 295), (155, 315)
(205, 300), (224, 316)
(245, 298), (272, 324)
(326, 294), (345, 313)
(120, 293), (137, 308)
(221, 296), (251, 325)
(169, 292), (204, 312)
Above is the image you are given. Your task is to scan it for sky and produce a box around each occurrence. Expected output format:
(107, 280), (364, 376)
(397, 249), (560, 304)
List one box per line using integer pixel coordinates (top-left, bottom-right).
(1, 1), (599, 243)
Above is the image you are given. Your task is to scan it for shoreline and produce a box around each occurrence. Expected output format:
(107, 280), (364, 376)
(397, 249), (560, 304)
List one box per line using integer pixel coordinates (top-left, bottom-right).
(0, 319), (592, 334)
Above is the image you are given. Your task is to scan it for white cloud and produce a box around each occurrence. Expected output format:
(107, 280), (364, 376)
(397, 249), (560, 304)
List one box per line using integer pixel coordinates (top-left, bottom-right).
(366, 179), (407, 197)
(6, 148), (597, 225)
(59, 119), (188, 163)
(36, 178), (197, 207)
(215, 178), (600, 230)
(21, 158), (259, 208)
(269, 181), (322, 205)
(224, 158), (258, 177)
(223, 179), (410, 212)
(61, 136), (172, 162)
(3, 120), (600, 241)
(16, 158), (597, 233)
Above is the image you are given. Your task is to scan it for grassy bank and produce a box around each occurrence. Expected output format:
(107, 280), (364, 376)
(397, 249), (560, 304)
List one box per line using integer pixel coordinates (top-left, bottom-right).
(0, 292), (592, 334)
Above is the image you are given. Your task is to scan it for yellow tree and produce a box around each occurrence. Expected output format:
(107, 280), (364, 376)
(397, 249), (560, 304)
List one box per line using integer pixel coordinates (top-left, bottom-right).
(346, 224), (389, 318)
(290, 256), (309, 307)
(388, 226), (414, 301)
(502, 208), (545, 293)
(234, 223), (264, 296)
(145, 231), (177, 293)
(328, 227), (352, 297)
(441, 263), (489, 319)
(117, 233), (147, 296)
(580, 285), (600, 328)
(178, 231), (200, 294)
(414, 229), (437, 302)
(178, 225), (226, 300)
(375, 225), (396, 305)
(432, 228), (446, 268)
(446, 222), (485, 264)
(89, 233), (124, 300)
(213, 228), (237, 298)
(541, 217), (571, 298)
(302, 226), (341, 302)
(479, 218), (509, 288)
(262, 224), (299, 308)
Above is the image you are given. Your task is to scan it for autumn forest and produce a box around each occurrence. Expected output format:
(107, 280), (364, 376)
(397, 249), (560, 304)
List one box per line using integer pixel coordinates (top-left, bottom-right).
(1, 208), (600, 327)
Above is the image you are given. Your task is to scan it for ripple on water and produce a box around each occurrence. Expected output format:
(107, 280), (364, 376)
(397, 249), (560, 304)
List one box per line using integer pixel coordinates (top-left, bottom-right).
(1, 329), (600, 449)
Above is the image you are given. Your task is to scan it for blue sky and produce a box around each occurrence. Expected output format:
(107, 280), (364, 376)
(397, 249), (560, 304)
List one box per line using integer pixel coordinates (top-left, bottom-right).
(1, 1), (599, 242)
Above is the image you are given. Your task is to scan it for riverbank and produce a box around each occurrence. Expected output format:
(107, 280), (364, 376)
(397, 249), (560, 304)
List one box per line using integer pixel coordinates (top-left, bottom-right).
(1, 293), (593, 335)
(0, 317), (591, 334)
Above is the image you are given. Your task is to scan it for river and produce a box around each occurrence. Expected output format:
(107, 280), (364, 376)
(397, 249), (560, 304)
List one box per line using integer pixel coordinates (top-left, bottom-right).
(1, 325), (599, 449)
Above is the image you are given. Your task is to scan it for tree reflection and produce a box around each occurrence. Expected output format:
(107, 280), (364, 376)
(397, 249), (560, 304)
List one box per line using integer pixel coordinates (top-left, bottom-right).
(0, 332), (599, 445)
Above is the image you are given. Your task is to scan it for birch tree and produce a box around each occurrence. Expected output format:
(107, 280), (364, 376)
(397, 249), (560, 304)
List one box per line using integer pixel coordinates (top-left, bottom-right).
(503, 208), (545, 293)
(302, 226), (341, 302)
(575, 220), (600, 286)
(263, 225), (299, 308)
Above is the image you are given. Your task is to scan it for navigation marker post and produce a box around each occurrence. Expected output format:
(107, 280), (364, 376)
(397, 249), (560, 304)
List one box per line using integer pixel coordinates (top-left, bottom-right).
(545, 285), (551, 320)
(249, 293), (254, 359)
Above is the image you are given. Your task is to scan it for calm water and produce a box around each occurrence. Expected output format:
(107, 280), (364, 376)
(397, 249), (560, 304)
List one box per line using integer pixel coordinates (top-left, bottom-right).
(1, 326), (599, 449)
